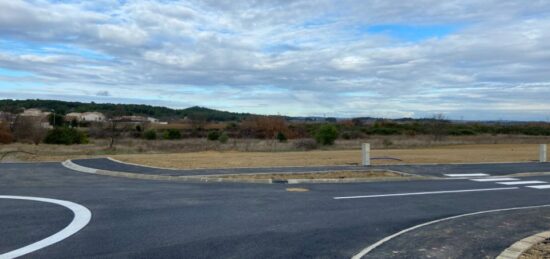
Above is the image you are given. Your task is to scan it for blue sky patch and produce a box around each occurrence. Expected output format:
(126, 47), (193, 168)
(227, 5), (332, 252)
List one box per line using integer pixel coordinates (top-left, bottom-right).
(0, 68), (33, 78)
(363, 24), (462, 41)
(0, 40), (113, 61)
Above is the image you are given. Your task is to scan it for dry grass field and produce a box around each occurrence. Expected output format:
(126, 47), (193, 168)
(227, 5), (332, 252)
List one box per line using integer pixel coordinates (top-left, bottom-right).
(1, 135), (548, 169)
(111, 144), (544, 169)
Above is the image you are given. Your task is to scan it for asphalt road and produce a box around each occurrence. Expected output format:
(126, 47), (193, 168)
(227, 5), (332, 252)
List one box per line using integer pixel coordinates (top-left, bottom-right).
(2, 161), (550, 258)
(72, 158), (550, 177)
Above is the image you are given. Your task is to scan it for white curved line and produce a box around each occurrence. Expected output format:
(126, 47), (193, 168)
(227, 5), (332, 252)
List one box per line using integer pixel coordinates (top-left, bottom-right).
(0, 195), (92, 259)
(352, 204), (550, 259)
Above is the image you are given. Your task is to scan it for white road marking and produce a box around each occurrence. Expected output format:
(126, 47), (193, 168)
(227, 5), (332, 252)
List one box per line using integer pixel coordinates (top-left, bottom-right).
(444, 173), (489, 177)
(497, 181), (547, 185)
(351, 204), (550, 259)
(333, 187), (518, 200)
(526, 185), (550, 189)
(470, 177), (519, 182)
(0, 195), (92, 259)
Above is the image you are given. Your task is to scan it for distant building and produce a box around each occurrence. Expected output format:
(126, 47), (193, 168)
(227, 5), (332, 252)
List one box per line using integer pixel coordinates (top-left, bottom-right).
(112, 115), (148, 122)
(82, 112), (106, 122)
(20, 108), (51, 117)
(65, 112), (83, 122)
(112, 115), (166, 124)
(65, 112), (106, 122)
(18, 109), (52, 129)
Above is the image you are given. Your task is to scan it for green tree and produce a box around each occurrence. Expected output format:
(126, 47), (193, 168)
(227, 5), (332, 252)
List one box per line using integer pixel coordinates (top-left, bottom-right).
(315, 125), (339, 145)
(207, 131), (220, 141)
(44, 127), (88, 145)
(163, 129), (181, 140)
(276, 132), (287, 142)
(144, 129), (157, 140)
(218, 132), (229, 143)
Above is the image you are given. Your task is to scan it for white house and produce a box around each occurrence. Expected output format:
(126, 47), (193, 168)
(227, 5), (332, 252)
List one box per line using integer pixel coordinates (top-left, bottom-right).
(81, 112), (106, 122)
(65, 112), (106, 122)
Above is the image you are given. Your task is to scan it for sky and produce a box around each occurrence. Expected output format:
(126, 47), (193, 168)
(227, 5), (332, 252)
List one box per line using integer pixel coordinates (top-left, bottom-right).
(0, 0), (550, 121)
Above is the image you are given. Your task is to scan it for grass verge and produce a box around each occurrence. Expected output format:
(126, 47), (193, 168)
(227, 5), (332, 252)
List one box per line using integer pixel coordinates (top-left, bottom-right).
(521, 238), (550, 259)
(213, 170), (405, 180)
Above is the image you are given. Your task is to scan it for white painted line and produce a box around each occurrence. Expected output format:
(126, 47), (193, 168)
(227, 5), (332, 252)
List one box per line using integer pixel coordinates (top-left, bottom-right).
(444, 173), (489, 177)
(351, 204), (550, 259)
(497, 181), (547, 185)
(0, 195), (92, 259)
(527, 185), (550, 189)
(333, 187), (518, 200)
(470, 177), (519, 182)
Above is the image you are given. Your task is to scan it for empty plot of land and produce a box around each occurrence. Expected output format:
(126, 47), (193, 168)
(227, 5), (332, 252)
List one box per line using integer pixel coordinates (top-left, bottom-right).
(215, 170), (406, 180)
(111, 144), (543, 169)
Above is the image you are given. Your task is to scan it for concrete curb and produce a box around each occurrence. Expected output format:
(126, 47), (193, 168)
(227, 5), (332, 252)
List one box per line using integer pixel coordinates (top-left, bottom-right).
(107, 156), (542, 170)
(497, 231), (550, 259)
(62, 160), (272, 184)
(106, 156), (359, 171)
(62, 160), (426, 184)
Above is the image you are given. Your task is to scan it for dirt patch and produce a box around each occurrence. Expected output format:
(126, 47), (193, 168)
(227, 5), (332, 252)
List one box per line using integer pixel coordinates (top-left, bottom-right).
(521, 238), (550, 259)
(110, 144), (543, 169)
(286, 188), (310, 192)
(214, 170), (404, 180)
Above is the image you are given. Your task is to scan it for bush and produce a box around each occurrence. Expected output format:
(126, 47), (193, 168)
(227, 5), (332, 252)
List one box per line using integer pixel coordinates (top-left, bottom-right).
(44, 127), (88, 145)
(207, 131), (220, 141)
(293, 139), (318, 150)
(0, 123), (14, 144)
(144, 129), (157, 140)
(219, 132), (229, 143)
(163, 129), (181, 140)
(315, 125), (339, 145)
(276, 132), (287, 142)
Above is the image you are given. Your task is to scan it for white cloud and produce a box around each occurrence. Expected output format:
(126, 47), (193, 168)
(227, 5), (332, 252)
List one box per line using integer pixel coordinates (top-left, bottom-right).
(0, 0), (549, 120)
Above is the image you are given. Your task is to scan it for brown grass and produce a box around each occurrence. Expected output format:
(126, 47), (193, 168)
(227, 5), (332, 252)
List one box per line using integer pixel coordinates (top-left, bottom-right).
(217, 170), (403, 180)
(1, 136), (548, 168)
(520, 238), (550, 259)
(110, 144), (544, 169)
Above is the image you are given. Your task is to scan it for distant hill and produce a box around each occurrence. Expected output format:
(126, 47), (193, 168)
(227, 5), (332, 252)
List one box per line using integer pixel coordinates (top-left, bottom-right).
(0, 99), (254, 121)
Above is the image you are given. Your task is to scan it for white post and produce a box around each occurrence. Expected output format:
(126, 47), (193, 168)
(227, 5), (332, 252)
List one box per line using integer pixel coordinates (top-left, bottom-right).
(540, 144), (547, 163)
(362, 143), (371, 166)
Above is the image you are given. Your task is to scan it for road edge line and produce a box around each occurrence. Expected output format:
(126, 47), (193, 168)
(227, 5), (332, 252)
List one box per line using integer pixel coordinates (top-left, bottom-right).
(0, 195), (92, 259)
(352, 204), (550, 259)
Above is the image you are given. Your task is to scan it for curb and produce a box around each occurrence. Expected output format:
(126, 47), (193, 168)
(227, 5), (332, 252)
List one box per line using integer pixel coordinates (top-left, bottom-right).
(61, 160), (426, 184)
(497, 231), (550, 259)
(62, 160), (272, 184)
(106, 156), (360, 171)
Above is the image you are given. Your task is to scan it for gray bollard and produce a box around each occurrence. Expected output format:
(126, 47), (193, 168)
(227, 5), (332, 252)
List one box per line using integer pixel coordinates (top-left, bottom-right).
(541, 144), (547, 163)
(362, 143), (371, 166)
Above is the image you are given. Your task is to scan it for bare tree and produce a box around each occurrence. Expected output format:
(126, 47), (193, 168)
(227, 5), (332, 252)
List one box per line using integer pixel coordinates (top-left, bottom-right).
(12, 116), (48, 145)
(430, 113), (449, 141)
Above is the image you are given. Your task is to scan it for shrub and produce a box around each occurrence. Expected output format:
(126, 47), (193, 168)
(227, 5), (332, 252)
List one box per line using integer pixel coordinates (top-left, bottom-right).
(219, 132), (229, 143)
(207, 131), (220, 141)
(44, 127), (88, 145)
(293, 139), (318, 150)
(144, 129), (157, 140)
(315, 125), (339, 145)
(276, 132), (287, 142)
(0, 123), (14, 144)
(163, 129), (181, 140)
(12, 116), (48, 144)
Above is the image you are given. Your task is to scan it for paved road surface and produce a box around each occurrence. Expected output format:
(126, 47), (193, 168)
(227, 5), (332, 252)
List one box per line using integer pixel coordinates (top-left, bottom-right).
(2, 161), (550, 258)
(72, 158), (550, 177)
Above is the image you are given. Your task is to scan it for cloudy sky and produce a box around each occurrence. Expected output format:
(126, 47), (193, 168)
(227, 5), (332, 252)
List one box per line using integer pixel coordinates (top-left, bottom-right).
(1, 0), (550, 120)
